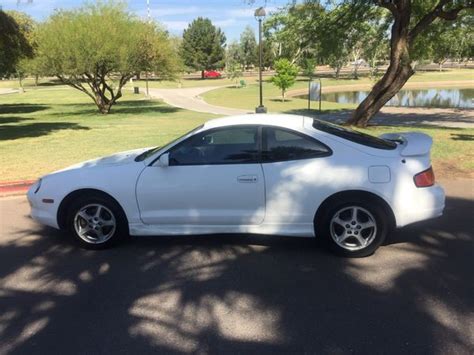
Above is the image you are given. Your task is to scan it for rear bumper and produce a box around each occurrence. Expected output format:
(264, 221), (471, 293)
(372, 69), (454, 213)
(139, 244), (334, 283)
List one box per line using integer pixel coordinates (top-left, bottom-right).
(396, 184), (445, 227)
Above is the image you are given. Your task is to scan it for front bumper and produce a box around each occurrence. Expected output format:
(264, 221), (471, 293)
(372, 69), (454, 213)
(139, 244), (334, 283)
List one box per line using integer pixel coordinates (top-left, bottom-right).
(27, 183), (60, 229)
(396, 184), (445, 227)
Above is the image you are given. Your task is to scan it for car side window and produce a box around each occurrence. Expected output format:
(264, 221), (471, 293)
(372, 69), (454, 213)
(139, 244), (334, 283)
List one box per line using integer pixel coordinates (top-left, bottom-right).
(168, 126), (259, 165)
(262, 127), (330, 162)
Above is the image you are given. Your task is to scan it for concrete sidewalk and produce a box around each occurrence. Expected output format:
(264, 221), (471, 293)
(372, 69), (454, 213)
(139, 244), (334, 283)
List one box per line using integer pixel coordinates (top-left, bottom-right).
(0, 88), (18, 95)
(147, 85), (474, 128)
(148, 86), (252, 116)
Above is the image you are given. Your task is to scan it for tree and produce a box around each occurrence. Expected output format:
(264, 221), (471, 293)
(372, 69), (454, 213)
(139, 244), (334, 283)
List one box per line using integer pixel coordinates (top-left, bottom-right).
(7, 11), (38, 88)
(362, 16), (391, 80)
(226, 40), (243, 69)
(271, 58), (299, 102)
(345, 0), (474, 127)
(264, 1), (325, 64)
(226, 63), (243, 87)
(0, 10), (34, 78)
(319, 4), (376, 80)
(320, 17), (350, 80)
(239, 26), (258, 69)
(301, 57), (317, 78)
(426, 15), (474, 70)
(181, 17), (226, 78)
(261, 39), (276, 69)
(35, 2), (179, 114)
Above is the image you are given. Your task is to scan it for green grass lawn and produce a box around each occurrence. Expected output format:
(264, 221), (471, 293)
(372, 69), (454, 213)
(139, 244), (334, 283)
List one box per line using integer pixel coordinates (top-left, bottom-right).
(2, 68), (471, 91)
(1, 72), (473, 181)
(129, 68), (474, 91)
(0, 88), (215, 181)
(204, 82), (355, 113)
(202, 69), (474, 113)
(359, 125), (474, 176)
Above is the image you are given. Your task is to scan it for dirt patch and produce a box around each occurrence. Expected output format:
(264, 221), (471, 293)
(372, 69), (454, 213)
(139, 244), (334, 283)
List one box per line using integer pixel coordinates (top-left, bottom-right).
(433, 160), (474, 180)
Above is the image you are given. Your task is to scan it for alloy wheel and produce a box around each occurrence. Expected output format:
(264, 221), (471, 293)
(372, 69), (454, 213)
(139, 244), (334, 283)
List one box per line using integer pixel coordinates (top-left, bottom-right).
(73, 203), (116, 244)
(329, 206), (377, 251)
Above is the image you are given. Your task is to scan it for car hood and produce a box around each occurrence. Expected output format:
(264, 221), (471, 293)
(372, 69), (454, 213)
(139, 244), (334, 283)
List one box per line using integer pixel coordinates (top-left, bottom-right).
(52, 147), (152, 174)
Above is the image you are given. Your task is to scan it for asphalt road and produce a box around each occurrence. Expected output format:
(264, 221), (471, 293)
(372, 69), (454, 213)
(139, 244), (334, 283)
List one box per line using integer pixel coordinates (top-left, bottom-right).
(0, 179), (473, 354)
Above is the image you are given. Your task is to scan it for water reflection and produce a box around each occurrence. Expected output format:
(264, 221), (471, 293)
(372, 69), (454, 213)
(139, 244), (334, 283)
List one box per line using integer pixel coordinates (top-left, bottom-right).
(318, 88), (473, 109)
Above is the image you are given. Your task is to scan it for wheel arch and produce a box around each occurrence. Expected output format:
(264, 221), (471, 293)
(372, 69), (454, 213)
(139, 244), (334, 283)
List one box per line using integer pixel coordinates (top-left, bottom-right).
(313, 190), (396, 235)
(57, 188), (128, 230)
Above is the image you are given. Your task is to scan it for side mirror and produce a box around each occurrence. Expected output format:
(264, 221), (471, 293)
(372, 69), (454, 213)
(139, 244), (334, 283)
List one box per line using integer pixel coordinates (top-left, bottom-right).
(157, 153), (169, 167)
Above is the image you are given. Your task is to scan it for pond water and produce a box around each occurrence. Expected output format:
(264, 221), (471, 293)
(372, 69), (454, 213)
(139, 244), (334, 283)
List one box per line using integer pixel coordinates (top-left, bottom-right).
(304, 88), (474, 109)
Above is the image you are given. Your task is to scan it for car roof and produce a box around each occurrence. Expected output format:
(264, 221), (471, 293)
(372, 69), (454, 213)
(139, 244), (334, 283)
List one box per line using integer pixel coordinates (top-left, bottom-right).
(203, 114), (305, 130)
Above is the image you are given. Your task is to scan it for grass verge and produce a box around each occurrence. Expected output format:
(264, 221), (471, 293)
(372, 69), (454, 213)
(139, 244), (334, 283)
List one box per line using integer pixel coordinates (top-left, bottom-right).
(0, 88), (215, 181)
(1, 81), (472, 181)
(202, 69), (474, 113)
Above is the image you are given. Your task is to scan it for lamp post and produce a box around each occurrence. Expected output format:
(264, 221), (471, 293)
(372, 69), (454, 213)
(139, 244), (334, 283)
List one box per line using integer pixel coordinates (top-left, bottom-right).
(255, 7), (267, 114)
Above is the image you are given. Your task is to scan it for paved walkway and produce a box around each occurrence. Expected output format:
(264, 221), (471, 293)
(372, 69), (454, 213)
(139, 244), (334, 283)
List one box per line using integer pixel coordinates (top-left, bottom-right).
(148, 85), (473, 128)
(0, 88), (18, 95)
(148, 87), (251, 116)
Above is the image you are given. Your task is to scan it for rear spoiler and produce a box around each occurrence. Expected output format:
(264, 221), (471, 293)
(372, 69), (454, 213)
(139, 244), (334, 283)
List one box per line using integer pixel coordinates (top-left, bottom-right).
(380, 132), (433, 157)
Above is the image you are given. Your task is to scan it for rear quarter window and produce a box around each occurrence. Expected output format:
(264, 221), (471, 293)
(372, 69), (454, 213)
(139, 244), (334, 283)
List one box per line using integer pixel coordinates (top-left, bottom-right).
(312, 119), (397, 150)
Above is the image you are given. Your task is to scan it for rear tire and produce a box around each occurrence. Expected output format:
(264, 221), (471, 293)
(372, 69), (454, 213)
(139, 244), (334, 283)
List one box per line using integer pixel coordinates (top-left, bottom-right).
(317, 198), (389, 257)
(66, 193), (128, 249)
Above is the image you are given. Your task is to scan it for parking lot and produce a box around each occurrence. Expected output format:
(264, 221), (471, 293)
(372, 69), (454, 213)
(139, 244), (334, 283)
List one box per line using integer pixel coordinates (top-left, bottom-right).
(0, 179), (473, 354)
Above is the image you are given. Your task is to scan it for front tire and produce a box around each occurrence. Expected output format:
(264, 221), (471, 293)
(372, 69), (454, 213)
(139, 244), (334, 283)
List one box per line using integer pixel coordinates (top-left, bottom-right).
(318, 199), (389, 257)
(66, 193), (128, 249)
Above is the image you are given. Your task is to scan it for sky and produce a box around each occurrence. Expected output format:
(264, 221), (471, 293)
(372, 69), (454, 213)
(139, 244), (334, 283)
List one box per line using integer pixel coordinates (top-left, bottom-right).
(0, 0), (290, 41)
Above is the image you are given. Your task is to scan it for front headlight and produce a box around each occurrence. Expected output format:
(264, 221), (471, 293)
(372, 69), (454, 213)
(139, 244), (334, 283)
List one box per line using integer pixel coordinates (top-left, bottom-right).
(34, 178), (42, 193)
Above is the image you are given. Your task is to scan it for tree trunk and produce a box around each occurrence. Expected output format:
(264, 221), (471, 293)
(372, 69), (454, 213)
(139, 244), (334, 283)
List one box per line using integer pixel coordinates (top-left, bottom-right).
(348, 4), (414, 127)
(346, 0), (472, 126)
(201, 70), (205, 79)
(57, 72), (129, 115)
(347, 64), (414, 127)
(94, 93), (112, 114)
(98, 104), (112, 114)
(282, 89), (285, 102)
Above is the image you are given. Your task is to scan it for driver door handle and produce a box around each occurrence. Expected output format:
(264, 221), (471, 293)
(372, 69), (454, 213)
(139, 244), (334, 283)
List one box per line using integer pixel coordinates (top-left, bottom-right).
(237, 175), (258, 183)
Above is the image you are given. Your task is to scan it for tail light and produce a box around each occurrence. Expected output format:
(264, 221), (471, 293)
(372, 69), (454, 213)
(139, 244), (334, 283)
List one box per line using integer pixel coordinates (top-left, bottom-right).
(414, 166), (435, 187)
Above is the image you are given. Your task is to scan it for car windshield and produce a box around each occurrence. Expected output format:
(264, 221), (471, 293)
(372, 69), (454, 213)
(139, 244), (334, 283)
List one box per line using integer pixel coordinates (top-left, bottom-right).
(312, 119), (397, 150)
(135, 125), (204, 162)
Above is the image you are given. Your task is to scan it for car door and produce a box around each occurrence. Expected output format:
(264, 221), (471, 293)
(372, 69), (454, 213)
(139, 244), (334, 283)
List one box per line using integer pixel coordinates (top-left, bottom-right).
(136, 125), (265, 225)
(260, 126), (332, 225)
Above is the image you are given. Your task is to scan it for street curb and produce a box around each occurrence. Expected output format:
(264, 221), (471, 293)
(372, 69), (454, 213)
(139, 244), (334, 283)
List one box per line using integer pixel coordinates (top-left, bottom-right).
(0, 180), (35, 197)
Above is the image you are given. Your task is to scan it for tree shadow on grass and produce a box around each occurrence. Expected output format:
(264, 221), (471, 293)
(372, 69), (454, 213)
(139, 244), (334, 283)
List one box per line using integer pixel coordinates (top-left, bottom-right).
(0, 195), (472, 353)
(287, 107), (474, 128)
(284, 108), (351, 118)
(112, 100), (181, 115)
(0, 104), (49, 114)
(0, 116), (33, 125)
(49, 100), (182, 117)
(0, 122), (89, 141)
(450, 133), (474, 141)
(269, 98), (293, 103)
(37, 80), (63, 87)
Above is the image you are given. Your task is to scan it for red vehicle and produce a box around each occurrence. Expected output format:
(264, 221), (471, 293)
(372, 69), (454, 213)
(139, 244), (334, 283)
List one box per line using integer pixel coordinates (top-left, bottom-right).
(203, 70), (222, 79)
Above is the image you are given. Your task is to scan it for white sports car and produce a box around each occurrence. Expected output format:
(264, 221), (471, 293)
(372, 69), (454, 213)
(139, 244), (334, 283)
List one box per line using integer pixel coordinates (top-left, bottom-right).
(28, 114), (445, 257)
